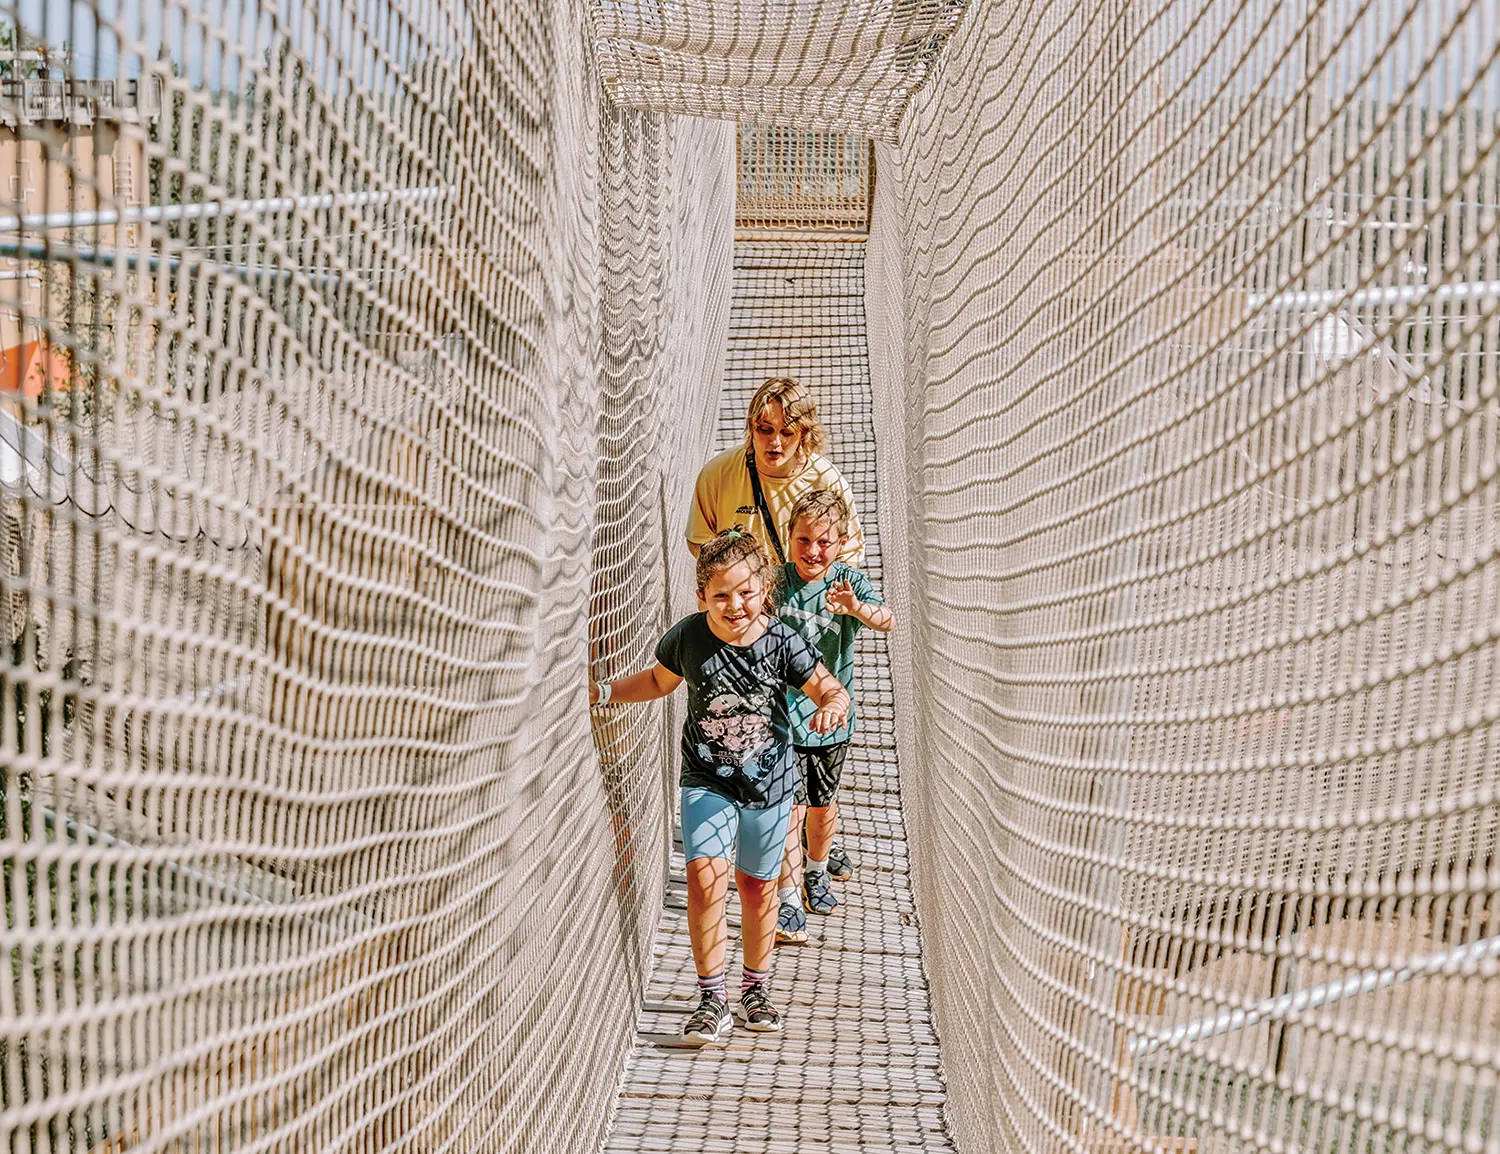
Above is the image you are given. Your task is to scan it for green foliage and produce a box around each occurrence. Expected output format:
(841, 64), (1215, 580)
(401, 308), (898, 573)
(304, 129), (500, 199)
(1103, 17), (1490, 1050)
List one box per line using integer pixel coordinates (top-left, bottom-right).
(147, 53), (249, 247)
(5, 637), (79, 760)
(0, 23), (45, 81)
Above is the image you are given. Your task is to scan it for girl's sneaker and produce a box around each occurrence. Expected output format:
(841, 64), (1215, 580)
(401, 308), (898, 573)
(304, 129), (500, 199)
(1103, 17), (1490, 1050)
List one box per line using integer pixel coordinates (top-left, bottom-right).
(776, 900), (808, 944)
(827, 840), (855, 881)
(739, 984), (783, 1032)
(682, 990), (732, 1042)
(803, 869), (840, 915)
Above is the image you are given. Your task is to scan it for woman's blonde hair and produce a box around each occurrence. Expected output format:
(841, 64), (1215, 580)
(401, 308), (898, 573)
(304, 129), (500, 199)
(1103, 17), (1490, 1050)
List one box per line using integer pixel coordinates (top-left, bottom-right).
(743, 377), (827, 459)
(696, 527), (778, 600)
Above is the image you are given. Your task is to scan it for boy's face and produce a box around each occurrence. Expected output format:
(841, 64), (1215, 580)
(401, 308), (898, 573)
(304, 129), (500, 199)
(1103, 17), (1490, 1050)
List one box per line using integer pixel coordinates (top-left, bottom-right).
(789, 515), (843, 581)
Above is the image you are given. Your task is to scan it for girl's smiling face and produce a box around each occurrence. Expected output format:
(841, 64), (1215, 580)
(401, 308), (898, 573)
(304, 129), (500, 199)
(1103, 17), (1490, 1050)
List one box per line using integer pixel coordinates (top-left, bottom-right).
(701, 559), (767, 641)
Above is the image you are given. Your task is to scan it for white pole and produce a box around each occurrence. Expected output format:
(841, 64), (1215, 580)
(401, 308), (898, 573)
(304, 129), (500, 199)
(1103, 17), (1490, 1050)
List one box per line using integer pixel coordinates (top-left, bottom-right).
(0, 184), (454, 234)
(1251, 279), (1500, 312)
(1129, 932), (1500, 1057)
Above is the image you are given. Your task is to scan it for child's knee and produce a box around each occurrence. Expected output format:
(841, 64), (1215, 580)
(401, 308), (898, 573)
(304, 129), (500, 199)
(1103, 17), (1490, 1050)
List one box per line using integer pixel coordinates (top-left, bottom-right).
(686, 853), (730, 873)
(735, 871), (780, 900)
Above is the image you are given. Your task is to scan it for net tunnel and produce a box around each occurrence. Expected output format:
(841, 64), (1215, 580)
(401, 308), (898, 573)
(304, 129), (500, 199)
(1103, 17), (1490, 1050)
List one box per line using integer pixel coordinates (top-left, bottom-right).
(2, 0), (1499, 1152)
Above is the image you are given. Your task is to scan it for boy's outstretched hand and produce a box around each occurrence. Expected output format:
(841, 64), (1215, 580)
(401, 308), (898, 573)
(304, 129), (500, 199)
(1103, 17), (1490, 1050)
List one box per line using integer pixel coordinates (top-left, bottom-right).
(801, 665), (851, 734)
(824, 580), (861, 616)
(809, 701), (849, 734)
(823, 580), (895, 633)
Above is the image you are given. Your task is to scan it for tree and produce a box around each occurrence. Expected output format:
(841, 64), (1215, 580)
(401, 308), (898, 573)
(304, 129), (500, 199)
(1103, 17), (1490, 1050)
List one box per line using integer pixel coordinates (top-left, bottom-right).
(0, 23), (46, 81)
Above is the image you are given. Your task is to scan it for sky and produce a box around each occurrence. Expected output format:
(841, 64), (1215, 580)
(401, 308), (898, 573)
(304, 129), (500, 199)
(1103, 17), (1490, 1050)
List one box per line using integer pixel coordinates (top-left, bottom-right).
(2, 0), (470, 91)
(1129, 0), (1500, 110)
(2, 0), (1497, 107)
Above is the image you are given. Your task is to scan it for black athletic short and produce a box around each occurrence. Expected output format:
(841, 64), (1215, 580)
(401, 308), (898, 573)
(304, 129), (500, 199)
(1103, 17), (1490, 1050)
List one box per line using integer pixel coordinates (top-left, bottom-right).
(793, 742), (849, 809)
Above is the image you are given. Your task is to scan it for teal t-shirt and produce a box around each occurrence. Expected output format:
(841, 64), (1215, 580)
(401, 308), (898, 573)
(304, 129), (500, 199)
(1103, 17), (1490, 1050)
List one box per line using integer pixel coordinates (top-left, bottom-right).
(775, 561), (882, 747)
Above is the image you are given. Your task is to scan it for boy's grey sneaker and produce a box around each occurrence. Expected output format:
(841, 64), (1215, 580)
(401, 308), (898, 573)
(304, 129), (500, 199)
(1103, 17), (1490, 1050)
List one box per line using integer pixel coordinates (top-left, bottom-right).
(682, 990), (732, 1042)
(827, 840), (854, 881)
(803, 869), (840, 915)
(739, 983), (783, 1032)
(775, 900), (808, 944)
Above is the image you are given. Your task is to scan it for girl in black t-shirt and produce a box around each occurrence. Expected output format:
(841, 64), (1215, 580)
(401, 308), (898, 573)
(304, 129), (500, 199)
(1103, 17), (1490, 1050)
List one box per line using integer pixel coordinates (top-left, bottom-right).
(590, 530), (849, 1041)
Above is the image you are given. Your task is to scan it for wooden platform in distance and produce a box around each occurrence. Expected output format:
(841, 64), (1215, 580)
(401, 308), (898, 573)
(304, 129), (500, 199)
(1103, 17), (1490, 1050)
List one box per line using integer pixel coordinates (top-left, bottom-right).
(600, 242), (957, 1153)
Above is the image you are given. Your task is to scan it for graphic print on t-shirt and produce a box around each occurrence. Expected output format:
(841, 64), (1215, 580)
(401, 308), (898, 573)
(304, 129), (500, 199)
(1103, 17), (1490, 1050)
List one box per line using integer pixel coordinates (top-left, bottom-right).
(780, 603), (836, 647)
(655, 613), (822, 809)
(697, 687), (775, 778)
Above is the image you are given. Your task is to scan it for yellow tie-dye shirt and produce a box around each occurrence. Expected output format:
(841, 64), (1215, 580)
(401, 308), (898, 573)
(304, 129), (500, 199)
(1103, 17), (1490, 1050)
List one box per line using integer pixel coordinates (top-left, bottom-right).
(685, 447), (866, 567)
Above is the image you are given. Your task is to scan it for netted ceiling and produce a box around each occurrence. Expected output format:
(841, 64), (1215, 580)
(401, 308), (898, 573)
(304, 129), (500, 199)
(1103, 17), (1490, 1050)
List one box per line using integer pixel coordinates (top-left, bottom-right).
(587, 0), (971, 140)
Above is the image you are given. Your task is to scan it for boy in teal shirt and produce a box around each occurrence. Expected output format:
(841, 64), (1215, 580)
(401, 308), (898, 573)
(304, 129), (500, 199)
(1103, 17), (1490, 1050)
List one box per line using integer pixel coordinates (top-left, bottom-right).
(772, 489), (895, 942)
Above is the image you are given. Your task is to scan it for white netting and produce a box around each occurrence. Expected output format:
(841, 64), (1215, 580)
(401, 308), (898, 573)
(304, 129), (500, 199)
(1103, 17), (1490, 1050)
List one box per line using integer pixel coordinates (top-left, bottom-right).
(588, 0), (970, 140)
(871, 0), (1500, 1152)
(6, 0), (1500, 1149)
(0, 0), (732, 1147)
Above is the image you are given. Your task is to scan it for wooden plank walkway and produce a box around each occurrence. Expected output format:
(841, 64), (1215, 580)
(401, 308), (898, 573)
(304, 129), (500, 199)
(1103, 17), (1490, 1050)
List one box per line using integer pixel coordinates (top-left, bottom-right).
(601, 243), (957, 1154)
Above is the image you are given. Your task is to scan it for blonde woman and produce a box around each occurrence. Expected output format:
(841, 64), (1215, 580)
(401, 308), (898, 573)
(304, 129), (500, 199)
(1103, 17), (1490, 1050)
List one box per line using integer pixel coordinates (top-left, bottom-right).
(686, 377), (865, 567)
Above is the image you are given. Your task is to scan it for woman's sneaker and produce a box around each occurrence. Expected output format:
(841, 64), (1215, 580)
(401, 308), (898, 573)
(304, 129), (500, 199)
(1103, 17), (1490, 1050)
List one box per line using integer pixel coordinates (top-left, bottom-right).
(803, 869), (840, 915)
(776, 900), (808, 944)
(682, 990), (732, 1042)
(827, 840), (855, 881)
(739, 983), (783, 1032)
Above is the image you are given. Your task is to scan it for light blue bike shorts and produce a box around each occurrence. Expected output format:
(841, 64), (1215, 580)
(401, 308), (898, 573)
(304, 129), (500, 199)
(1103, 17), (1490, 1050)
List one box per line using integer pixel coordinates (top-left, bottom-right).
(680, 787), (794, 881)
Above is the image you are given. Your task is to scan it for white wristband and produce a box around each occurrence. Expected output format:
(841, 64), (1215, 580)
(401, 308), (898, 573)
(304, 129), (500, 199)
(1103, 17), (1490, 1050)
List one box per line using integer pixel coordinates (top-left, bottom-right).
(596, 681), (612, 705)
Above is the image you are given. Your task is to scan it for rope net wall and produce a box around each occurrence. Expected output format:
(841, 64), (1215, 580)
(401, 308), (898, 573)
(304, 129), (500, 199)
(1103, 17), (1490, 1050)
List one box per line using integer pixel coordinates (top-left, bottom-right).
(870, 0), (1500, 1153)
(0, 0), (733, 1146)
